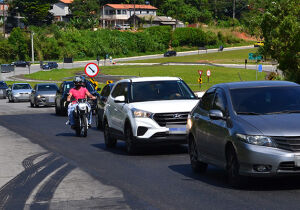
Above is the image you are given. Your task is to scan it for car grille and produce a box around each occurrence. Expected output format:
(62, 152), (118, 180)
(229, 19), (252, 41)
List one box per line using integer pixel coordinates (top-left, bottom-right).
(152, 112), (189, 126)
(272, 136), (300, 152)
(278, 162), (300, 171)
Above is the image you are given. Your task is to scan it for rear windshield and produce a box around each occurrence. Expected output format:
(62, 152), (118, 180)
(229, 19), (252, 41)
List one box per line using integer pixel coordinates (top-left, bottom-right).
(130, 80), (196, 102)
(0, 82), (8, 89)
(230, 86), (300, 115)
(38, 84), (58, 91)
(13, 84), (31, 90)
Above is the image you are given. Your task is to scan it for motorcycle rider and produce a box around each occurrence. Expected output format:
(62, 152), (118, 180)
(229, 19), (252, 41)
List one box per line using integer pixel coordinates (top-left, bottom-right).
(67, 76), (96, 128)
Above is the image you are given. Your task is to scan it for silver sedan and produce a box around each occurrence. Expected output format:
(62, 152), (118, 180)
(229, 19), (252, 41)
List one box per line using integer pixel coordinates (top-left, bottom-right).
(187, 81), (300, 187)
(8, 83), (32, 102)
(30, 83), (58, 107)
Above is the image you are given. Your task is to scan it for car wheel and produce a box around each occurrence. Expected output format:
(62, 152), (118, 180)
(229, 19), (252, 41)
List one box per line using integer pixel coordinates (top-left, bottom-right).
(226, 145), (245, 188)
(103, 120), (117, 148)
(95, 110), (102, 130)
(30, 101), (34, 107)
(125, 124), (136, 154)
(189, 136), (207, 173)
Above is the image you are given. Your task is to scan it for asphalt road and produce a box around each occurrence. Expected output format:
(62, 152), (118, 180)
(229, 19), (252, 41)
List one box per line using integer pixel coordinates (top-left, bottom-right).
(1, 100), (300, 209)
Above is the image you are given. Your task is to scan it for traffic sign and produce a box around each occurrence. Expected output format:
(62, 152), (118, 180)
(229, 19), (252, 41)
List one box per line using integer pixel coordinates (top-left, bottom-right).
(198, 70), (203, 76)
(206, 70), (211, 77)
(258, 64), (263, 72)
(198, 78), (203, 84)
(106, 80), (113, 84)
(85, 63), (99, 77)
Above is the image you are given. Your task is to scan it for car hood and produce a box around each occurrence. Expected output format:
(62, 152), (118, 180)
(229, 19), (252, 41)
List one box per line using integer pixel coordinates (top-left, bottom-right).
(36, 91), (56, 96)
(238, 114), (300, 136)
(129, 100), (199, 113)
(12, 89), (32, 94)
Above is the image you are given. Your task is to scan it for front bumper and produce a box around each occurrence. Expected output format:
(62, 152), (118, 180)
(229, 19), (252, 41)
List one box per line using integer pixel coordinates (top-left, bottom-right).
(36, 96), (55, 106)
(236, 141), (300, 177)
(14, 94), (30, 101)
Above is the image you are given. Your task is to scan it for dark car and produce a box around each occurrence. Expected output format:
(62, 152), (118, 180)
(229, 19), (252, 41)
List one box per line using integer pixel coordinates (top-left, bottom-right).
(0, 81), (8, 99)
(164, 51), (177, 57)
(1, 64), (15, 73)
(30, 83), (59, 107)
(13, 61), (29, 67)
(55, 80), (100, 116)
(187, 81), (300, 187)
(95, 83), (115, 129)
(42, 62), (58, 70)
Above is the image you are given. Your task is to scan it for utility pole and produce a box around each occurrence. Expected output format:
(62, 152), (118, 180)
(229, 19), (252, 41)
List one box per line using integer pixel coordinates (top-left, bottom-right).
(2, 0), (5, 37)
(31, 32), (34, 64)
(233, 0), (236, 19)
(102, 3), (105, 29)
(133, 0), (136, 30)
(214, 0), (217, 20)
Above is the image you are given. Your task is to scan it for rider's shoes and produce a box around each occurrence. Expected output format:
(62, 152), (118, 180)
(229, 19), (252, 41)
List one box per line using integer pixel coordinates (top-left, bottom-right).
(88, 124), (92, 128)
(65, 120), (70, 125)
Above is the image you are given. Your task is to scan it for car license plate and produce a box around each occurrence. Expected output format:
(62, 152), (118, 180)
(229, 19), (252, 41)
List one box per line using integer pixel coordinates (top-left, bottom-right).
(295, 155), (300, 167)
(48, 98), (54, 103)
(167, 125), (187, 134)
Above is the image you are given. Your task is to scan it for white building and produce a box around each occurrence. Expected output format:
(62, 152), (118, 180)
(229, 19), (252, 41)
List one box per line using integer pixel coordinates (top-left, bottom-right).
(101, 4), (158, 27)
(50, 0), (73, 22)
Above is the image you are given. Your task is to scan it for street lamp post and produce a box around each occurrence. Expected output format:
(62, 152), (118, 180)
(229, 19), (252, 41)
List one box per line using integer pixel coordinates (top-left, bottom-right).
(133, 0), (136, 30)
(2, 0), (5, 37)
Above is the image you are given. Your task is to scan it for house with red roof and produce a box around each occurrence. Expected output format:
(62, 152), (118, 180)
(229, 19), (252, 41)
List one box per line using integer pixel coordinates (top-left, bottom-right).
(50, 0), (73, 22)
(101, 4), (158, 28)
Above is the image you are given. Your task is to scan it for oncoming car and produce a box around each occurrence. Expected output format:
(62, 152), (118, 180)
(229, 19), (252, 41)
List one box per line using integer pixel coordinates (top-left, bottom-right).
(187, 81), (300, 187)
(8, 83), (32, 102)
(30, 83), (59, 107)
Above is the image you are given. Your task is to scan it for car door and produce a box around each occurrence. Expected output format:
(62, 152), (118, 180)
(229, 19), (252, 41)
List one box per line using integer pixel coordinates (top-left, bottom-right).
(206, 88), (230, 166)
(113, 82), (129, 132)
(108, 83), (123, 130)
(193, 88), (215, 161)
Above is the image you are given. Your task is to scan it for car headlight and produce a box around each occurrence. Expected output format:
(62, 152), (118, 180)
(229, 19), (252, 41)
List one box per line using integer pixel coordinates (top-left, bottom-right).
(37, 95), (41, 99)
(236, 134), (277, 147)
(131, 108), (152, 118)
(187, 114), (192, 130)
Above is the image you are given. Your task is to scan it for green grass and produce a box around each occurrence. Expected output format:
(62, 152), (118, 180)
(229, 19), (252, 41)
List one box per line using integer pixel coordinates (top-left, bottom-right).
(24, 68), (80, 81)
(5, 81), (61, 87)
(122, 48), (266, 64)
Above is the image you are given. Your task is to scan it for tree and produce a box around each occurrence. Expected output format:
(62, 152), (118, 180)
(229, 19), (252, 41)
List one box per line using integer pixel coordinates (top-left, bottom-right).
(8, 27), (29, 60)
(260, 0), (300, 82)
(10, 0), (57, 26)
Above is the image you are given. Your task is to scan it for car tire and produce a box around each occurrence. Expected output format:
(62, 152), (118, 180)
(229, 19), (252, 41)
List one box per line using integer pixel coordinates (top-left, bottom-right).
(125, 124), (136, 154)
(226, 145), (246, 188)
(189, 136), (207, 173)
(103, 120), (117, 148)
(30, 101), (34, 107)
(55, 103), (60, 115)
(95, 110), (102, 130)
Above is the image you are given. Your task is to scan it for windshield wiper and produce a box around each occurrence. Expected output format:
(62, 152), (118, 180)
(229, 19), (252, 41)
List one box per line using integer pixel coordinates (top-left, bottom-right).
(236, 112), (261, 115)
(265, 110), (300, 114)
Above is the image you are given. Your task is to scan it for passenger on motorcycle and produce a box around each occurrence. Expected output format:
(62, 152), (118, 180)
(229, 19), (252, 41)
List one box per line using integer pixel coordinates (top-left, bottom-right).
(67, 76), (96, 128)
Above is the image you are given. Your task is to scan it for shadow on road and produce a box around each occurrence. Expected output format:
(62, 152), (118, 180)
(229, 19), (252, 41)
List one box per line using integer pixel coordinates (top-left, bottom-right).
(92, 143), (188, 156)
(169, 164), (300, 191)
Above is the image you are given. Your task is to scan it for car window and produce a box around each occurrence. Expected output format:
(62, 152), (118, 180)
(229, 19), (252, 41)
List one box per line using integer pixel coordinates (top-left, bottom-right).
(13, 84), (31, 90)
(199, 89), (215, 111)
(64, 83), (74, 92)
(101, 85), (110, 97)
(111, 82), (128, 98)
(212, 88), (227, 114)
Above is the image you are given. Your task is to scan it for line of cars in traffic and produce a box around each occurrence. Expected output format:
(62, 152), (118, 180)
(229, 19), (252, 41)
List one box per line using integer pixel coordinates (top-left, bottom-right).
(2, 77), (300, 188)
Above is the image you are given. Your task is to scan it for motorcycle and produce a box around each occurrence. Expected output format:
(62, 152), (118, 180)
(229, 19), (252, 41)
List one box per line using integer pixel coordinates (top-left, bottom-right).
(73, 99), (91, 137)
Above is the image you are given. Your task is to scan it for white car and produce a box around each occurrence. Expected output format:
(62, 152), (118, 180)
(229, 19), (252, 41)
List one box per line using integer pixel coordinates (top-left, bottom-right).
(103, 77), (199, 154)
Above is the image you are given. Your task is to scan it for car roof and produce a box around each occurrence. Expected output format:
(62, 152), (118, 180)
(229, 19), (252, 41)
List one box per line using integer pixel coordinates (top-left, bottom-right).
(119, 77), (181, 83)
(37, 83), (57, 86)
(13, 83), (30, 85)
(214, 81), (299, 89)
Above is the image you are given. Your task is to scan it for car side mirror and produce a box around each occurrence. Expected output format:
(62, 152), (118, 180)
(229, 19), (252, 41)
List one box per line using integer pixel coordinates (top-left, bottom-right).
(209, 110), (225, 120)
(114, 95), (125, 103)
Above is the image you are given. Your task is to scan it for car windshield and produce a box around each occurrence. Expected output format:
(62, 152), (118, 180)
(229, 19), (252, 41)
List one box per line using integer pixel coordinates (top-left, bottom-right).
(0, 82), (8, 89)
(13, 84), (31, 90)
(230, 86), (300, 115)
(64, 82), (74, 92)
(130, 80), (196, 102)
(38, 84), (58, 91)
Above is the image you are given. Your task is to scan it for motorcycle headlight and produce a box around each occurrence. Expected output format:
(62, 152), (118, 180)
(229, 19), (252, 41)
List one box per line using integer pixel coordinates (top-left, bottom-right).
(131, 108), (152, 118)
(236, 134), (277, 147)
(78, 103), (86, 111)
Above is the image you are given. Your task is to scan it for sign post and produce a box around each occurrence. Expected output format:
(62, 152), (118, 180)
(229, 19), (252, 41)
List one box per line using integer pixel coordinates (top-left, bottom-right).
(85, 63), (99, 78)
(198, 70), (203, 89)
(206, 70), (211, 83)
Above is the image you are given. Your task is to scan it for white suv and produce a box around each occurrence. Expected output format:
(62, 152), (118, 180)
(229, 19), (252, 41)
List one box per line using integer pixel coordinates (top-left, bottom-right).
(103, 77), (199, 154)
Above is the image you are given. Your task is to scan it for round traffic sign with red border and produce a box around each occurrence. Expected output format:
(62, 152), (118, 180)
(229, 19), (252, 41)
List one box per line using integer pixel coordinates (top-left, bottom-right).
(206, 70), (211, 77)
(198, 70), (203, 76)
(85, 63), (99, 77)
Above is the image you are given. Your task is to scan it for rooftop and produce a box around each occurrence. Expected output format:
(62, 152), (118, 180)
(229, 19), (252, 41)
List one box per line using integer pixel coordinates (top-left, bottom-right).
(218, 81), (299, 89)
(105, 4), (157, 10)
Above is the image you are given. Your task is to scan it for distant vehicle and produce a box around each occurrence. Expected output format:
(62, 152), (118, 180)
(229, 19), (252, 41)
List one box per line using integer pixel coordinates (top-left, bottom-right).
(254, 41), (264, 47)
(13, 61), (30, 67)
(30, 83), (59, 107)
(0, 81), (8, 99)
(55, 80), (99, 116)
(164, 51), (177, 57)
(103, 77), (199, 154)
(42, 62), (58, 70)
(187, 81), (300, 187)
(115, 24), (130, 30)
(8, 83), (32, 102)
(95, 83), (115, 129)
(1, 64), (14, 73)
